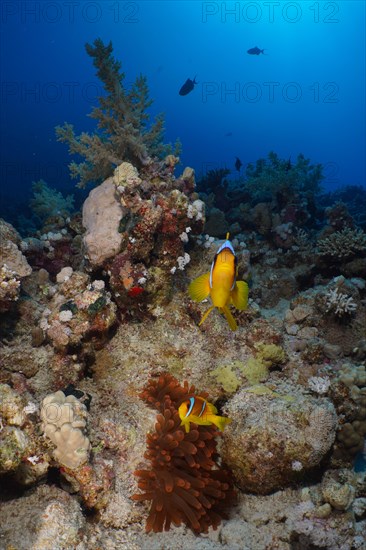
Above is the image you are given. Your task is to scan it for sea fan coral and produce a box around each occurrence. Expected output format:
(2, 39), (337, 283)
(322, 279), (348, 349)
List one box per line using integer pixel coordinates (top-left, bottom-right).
(132, 374), (236, 534)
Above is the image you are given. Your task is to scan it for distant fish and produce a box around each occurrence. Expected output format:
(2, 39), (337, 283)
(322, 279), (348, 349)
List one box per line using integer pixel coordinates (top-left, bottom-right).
(247, 46), (266, 55)
(235, 157), (243, 172)
(179, 76), (197, 96)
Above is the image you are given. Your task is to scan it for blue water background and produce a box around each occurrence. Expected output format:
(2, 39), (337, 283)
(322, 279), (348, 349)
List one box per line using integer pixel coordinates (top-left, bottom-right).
(0, 0), (365, 220)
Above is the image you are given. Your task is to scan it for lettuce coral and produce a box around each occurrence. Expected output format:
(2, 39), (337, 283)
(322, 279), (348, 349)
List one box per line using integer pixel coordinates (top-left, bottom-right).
(132, 373), (236, 534)
(56, 38), (179, 188)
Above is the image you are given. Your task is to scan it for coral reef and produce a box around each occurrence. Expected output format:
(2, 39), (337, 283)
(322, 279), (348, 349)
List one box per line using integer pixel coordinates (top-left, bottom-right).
(319, 184), (366, 229)
(40, 390), (90, 469)
(0, 485), (86, 549)
(38, 270), (117, 386)
(56, 38), (179, 188)
(132, 373), (236, 534)
(197, 152), (323, 240)
(0, 384), (34, 475)
(1, 139), (366, 550)
(82, 160), (204, 315)
(30, 180), (74, 222)
(0, 264), (21, 312)
(0, 218), (32, 311)
(332, 364), (366, 460)
(244, 151), (323, 200)
(317, 227), (366, 260)
(321, 469), (355, 511)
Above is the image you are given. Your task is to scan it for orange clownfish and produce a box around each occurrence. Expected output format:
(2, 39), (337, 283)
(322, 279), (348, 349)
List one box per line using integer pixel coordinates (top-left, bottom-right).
(178, 396), (231, 433)
(188, 233), (249, 330)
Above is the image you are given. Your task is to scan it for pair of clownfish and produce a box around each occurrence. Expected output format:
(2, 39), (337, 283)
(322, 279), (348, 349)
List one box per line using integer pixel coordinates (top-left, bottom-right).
(188, 233), (249, 331)
(178, 235), (247, 432)
(181, 234), (247, 431)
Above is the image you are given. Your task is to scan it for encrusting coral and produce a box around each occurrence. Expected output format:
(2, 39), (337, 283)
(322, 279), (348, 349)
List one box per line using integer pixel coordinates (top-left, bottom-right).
(132, 373), (236, 534)
(56, 38), (179, 188)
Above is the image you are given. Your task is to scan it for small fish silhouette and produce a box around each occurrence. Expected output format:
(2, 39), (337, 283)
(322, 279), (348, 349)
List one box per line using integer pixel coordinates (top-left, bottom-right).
(235, 157), (243, 172)
(247, 46), (266, 55)
(179, 76), (197, 96)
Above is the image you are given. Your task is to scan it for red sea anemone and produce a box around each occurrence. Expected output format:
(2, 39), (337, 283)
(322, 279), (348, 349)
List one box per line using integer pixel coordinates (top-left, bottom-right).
(132, 373), (236, 533)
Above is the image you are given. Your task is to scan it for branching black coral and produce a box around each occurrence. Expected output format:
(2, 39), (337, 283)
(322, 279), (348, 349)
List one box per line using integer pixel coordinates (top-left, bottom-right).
(56, 38), (178, 188)
(132, 373), (236, 534)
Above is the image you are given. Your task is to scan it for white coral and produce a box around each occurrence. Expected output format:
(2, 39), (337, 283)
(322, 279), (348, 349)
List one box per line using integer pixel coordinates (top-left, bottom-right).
(176, 253), (191, 270)
(59, 310), (73, 322)
(187, 199), (205, 221)
(325, 288), (357, 317)
(308, 376), (331, 395)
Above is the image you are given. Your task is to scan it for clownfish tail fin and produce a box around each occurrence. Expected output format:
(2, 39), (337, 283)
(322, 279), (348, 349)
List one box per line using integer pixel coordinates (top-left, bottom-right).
(212, 415), (232, 431)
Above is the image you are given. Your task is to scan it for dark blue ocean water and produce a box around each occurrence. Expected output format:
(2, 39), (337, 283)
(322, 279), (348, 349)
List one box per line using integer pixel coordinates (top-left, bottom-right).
(1, 0), (365, 224)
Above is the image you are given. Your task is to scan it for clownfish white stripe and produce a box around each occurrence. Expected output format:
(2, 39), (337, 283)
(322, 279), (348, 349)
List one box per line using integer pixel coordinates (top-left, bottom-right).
(198, 399), (206, 417)
(185, 397), (195, 418)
